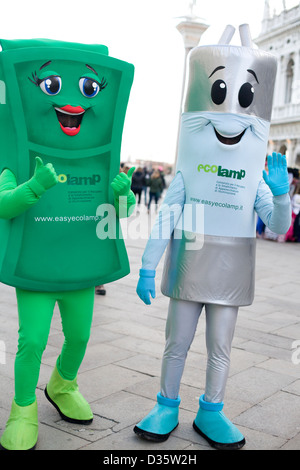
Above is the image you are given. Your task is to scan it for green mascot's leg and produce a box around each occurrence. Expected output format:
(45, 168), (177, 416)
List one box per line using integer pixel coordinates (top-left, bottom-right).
(14, 289), (57, 406)
(1, 289), (56, 450)
(45, 287), (94, 424)
(1, 286), (94, 450)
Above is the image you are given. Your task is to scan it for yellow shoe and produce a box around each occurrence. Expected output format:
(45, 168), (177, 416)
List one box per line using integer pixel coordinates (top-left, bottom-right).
(0, 399), (38, 451)
(45, 365), (93, 424)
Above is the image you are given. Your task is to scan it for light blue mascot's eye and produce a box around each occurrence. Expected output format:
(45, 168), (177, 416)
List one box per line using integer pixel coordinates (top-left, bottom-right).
(211, 79), (227, 105)
(238, 82), (254, 108)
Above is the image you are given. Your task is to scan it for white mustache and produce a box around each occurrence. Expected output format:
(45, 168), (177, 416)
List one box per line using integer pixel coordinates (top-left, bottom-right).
(181, 111), (270, 142)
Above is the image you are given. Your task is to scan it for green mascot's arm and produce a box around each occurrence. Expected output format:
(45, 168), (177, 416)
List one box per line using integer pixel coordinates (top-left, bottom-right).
(0, 157), (58, 220)
(111, 167), (136, 218)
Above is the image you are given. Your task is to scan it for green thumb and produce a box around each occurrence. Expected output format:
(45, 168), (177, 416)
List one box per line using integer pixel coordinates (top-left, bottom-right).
(127, 166), (135, 179)
(35, 156), (44, 169)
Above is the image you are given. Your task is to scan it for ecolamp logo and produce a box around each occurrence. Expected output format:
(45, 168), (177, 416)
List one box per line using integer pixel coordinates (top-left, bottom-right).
(58, 173), (101, 185)
(198, 164), (246, 180)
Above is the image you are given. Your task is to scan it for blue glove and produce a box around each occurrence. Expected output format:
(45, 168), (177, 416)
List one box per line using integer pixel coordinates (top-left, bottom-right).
(263, 152), (289, 196)
(136, 269), (156, 305)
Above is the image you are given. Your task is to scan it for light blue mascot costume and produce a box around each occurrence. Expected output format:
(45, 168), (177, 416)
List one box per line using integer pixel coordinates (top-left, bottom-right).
(134, 24), (291, 450)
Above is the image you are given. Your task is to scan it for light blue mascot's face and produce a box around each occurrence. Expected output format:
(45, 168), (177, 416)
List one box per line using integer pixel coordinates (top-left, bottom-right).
(182, 24), (277, 147)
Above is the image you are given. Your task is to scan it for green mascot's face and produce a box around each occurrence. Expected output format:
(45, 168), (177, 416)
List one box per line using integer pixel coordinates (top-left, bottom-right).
(16, 58), (121, 150)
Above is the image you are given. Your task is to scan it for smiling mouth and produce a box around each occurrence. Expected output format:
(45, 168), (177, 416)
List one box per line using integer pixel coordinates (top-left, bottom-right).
(214, 128), (246, 145)
(55, 105), (85, 136)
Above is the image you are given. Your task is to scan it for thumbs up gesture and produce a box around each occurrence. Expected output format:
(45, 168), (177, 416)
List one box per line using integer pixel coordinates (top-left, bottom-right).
(33, 156), (58, 191)
(111, 166), (135, 198)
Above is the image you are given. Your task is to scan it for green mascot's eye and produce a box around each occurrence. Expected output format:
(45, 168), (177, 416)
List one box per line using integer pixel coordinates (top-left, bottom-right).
(39, 76), (62, 95)
(79, 77), (100, 98)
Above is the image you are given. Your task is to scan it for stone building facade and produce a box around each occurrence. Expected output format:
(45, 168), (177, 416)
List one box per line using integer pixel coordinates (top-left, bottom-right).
(255, 1), (300, 169)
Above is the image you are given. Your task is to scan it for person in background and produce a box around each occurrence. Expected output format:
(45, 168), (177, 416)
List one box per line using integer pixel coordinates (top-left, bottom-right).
(147, 169), (164, 213)
(131, 167), (145, 212)
(158, 167), (166, 195)
(142, 166), (150, 206)
(286, 183), (300, 242)
(95, 285), (106, 295)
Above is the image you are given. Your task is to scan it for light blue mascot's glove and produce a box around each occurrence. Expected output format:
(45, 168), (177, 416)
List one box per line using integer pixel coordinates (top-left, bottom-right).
(263, 152), (290, 196)
(136, 269), (156, 305)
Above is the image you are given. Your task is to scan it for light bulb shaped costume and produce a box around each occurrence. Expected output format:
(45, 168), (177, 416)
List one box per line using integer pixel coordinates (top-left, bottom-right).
(134, 25), (291, 450)
(0, 39), (135, 450)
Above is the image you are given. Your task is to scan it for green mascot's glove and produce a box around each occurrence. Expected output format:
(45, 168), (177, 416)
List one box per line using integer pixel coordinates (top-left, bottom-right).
(0, 157), (58, 220)
(111, 166), (136, 218)
(28, 156), (58, 196)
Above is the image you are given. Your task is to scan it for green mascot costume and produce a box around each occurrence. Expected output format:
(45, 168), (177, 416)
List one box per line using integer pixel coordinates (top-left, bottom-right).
(0, 39), (135, 450)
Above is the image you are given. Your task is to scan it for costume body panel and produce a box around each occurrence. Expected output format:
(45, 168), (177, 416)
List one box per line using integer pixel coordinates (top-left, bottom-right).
(161, 111), (268, 306)
(161, 235), (256, 306)
(0, 41), (134, 291)
(142, 173), (290, 306)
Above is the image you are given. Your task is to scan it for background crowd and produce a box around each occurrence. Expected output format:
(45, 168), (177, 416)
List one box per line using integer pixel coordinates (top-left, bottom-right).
(120, 163), (173, 213)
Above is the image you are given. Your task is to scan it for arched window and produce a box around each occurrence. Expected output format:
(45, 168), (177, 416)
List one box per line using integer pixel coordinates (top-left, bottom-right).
(285, 58), (294, 103)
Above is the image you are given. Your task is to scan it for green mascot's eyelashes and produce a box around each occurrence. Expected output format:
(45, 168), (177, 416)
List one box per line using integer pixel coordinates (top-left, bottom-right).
(39, 75), (62, 95)
(29, 64), (108, 97)
(28, 62), (108, 137)
(79, 76), (108, 97)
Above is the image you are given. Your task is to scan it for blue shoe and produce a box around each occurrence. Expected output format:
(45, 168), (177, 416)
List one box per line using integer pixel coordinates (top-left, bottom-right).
(193, 395), (245, 450)
(134, 392), (180, 442)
